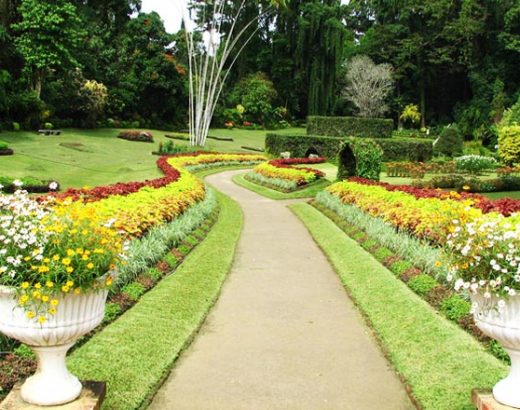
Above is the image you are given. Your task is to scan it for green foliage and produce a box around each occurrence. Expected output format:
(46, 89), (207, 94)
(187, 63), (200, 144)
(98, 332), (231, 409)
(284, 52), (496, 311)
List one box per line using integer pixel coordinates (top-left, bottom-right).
(0, 140), (9, 150)
(501, 95), (520, 127)
(434, 126), (463, 157)
(147, 268), (163, 281)
(408, 274), (438, 297)
(337, 138), (383, 181)
(158, 140), (198, 155)
(44, 122), (53, 130)
(265, 133), (342, 159)
(12, 122), (20, 131)
(121, 282), (146, 301)
(454, 155), (498, 174)
(440, 295), (471, 322)
(391, 260), (413, 276)
(400, 104), (421, 126)
(307, 116), (394, 138)
(13, 344), (35, 359)
(230, 72), (277, 125)
(372, 138), (433, 162)
(103, 302), (122, 324)
(498, 125), (520, 165)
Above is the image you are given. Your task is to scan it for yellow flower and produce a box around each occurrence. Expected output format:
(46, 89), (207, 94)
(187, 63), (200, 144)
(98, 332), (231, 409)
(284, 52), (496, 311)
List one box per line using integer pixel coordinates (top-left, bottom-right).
(38, 266), (49, 274)
(32, 291), (41, 299)
(66, 280), (74, 287)
(26, 311), (35, 319)
(82, 255), (89, 261)
(45, 281), (54, 288)
(50, 299), (59, 306)
(52, 255), (60, 261)
(76, 248), (84, 255)
(435, 261), (442, 267)
(87, 263), (94, 269)
(62, 258), (71, 266)
(66, 267), (74, 273)
(74, 288), (81, 295)
(38, 316), (47, 324)
(48, 308), (56, 315)
(21, 282), (30, 289)
(34, 283), (42, 289)
(43, 258), (50, 264)
(67, 249), (75, 257)
(462, 185), (470, 191)
(41, 295), (49, 303)
(23, 256), (31, 262)
(105, 277), (113, 286)
(81, 229), (88, 235)
(61, 285), (70, 293)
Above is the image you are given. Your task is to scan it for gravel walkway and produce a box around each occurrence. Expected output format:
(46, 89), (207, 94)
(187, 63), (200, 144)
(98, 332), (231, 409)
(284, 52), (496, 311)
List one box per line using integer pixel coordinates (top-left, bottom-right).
(149, 170), (414, 410)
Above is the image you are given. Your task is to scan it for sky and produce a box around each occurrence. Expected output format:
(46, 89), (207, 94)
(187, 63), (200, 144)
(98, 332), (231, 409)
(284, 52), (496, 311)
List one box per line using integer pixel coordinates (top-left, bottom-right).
(140, 0), (350, 34)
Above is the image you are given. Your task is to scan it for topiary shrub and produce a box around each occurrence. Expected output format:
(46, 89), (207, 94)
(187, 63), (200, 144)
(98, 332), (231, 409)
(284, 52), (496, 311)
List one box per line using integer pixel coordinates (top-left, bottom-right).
(498, 125), (520, 165)
(434, 125), (463, 157)
(265, 134), (342, 159)
(307, 116), (394, 138)
(337, 138), (383, 181)
(373, 138), (433, 162)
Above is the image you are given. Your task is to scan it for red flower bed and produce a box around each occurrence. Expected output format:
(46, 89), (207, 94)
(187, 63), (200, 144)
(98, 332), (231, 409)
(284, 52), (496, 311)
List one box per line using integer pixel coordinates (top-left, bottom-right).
(349, 177), (520, 216)
(269, 157), (327, 178)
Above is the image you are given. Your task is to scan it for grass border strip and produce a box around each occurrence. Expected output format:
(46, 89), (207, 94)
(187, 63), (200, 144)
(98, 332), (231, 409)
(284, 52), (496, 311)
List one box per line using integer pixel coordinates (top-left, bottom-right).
(68, 191), (243, 410)
(289, 202), (506, 410)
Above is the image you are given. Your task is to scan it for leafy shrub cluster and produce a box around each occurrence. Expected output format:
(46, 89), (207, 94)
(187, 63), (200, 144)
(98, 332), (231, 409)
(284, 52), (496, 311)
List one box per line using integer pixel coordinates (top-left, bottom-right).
(337, 138), (383, 181)
(157, 140), (199, 155)
(307, 116), (394, 138)
(371, 138), (433, 162)
(433, 126), (463, 157)
(413, 174), (520, 193)
(454, 155), (498, 174)
(498, 125), (520, 165)
(117, 130), (154, 143)
(0, 176), (59, 193)
(0, 140), (13, 155)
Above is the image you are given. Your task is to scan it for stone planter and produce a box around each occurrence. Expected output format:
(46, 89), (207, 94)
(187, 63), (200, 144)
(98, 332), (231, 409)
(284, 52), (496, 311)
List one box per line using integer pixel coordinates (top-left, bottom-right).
(471, 293), (520, 408)
(0, 286), (108, 406)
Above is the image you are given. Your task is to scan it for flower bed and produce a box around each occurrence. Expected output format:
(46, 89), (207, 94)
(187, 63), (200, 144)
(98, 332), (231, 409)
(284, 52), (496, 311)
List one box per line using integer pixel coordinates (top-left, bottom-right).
(246, 157), (326, 192)
(326, 178), (520, 245)
(117, 130), (154, 143)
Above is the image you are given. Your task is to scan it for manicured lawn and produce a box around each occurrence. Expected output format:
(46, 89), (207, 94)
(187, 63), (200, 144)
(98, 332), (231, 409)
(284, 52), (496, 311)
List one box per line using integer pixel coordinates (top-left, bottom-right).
(290, 202), (507, 410)
(233, 172), (331, 200)
(0, 127), (305, 188)
(68, 190), (243, 410)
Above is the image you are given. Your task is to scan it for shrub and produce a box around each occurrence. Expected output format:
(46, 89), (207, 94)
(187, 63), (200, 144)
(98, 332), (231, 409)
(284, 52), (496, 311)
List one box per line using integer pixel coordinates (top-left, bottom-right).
(440, 295), (471, 322)
(408, 274), (438, 297)
(373, 138), (433, 162)
(434, 126), (463, 157)
(400, 104), (421, 127)
(157, 140), (198, 155)
(12, 122), (20, 131)
(454, 155), (498, 174)
(121, 282), (146, 301)
(307, 116), (394, 138)
(44, 122), (53, 130)
(118, 130), (154, 143)
(337, 138), (383, 181)
(0, 140), (9, 150)
(103, 302), (122, 324)
(498, 125), (520, 165)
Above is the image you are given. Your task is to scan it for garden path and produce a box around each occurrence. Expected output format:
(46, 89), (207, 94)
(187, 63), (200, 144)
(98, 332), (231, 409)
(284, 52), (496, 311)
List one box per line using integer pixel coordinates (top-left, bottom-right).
(149, 170), (414, 410)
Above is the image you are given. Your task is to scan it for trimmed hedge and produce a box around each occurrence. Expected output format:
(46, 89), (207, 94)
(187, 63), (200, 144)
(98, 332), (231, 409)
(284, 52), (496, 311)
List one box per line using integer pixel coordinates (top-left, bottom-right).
(265, 133), (341, 159)
(265, 133), (433, 162)
(307, 116), (394, 138)
(338, 138), (383, 181)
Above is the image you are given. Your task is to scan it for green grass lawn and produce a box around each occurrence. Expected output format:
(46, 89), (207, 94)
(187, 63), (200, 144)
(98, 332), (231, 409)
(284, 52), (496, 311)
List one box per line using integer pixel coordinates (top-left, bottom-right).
(0, 127), (304, 189)
(290, 203), (507, 410)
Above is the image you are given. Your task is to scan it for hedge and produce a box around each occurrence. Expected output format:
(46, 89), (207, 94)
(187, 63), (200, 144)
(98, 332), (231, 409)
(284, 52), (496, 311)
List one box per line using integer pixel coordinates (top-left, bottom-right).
(265, 133), (433, 162)
(307, 116), (394, 138)
(265, 133), (342, 159)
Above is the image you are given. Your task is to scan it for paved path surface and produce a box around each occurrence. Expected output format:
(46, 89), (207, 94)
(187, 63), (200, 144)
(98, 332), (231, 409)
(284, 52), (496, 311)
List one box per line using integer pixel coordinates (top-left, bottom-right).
(149, 171), (414, 410)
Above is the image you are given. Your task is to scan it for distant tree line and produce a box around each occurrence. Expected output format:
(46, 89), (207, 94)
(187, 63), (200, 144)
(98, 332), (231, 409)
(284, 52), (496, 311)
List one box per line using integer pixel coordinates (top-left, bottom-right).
(0, 0), (519, 143)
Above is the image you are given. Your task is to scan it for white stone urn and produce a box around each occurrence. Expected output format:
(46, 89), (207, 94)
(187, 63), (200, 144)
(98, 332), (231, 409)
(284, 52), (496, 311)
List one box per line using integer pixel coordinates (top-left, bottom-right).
(0, 285), (108, 406)
(471, 293), (520, 408)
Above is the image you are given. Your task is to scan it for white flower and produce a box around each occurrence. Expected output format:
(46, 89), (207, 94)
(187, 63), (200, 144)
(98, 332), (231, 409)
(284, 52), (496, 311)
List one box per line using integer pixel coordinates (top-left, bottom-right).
(48, 181), (58, 191)
(12, 179), (23, 187)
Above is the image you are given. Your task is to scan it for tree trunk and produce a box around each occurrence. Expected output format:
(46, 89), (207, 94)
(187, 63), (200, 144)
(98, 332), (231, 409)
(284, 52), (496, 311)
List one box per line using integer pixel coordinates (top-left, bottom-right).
(33, 70), (43, 99)
(419, 76), (426, 129)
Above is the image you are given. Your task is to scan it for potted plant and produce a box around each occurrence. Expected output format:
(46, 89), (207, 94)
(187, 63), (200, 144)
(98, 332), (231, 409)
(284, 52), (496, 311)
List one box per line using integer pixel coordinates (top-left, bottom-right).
(0, 187), (125, 406)
(444, 215), (520, 407)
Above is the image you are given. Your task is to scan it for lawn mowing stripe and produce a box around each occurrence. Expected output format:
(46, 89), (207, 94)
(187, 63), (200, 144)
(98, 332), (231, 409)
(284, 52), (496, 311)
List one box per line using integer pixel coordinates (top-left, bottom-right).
(232, 172), (330, 200)
(68, 191), (243, 410)
(289, 202), (507, 410)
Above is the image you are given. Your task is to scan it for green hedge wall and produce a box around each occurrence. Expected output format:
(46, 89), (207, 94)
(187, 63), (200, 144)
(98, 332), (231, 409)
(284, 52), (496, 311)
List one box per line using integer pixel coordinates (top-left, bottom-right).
(265, 134), (342, 159)
(374, 138), (433, 162)
(266, 134), (433, 162)
(307, 116), (394, 138)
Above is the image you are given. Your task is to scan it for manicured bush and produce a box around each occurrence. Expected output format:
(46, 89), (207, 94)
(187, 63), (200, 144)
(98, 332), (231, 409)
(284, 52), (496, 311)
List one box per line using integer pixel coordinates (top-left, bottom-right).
(0, 140), (9, 150)
(413, 174), (520, 193)
(265, 133), (342, 159)
(118, 130), (154, 143)
(307, 116), (394, 138)
(157, 140), (198, 155)
(0, 176), (59, 192)
(372, 138), (433, 162)
(12, 122), (20, 131)
(434, 126), (463, 157)
(408, 274), (438, 297)
(498, 125), (520, 165)
(454, 155), (497, 174)
(440, 295), (471, 322)
(44, 122), (53, 130)
(337, 138), (383, 181)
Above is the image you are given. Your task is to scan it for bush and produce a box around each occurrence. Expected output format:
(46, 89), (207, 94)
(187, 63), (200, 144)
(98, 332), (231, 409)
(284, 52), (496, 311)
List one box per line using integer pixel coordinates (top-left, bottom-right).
(373, 138), (433, 162)
(12, 122), (20, 131)
(0, 176), (59, 193)
(44, 122), (53, 130)
(118, 130), (154, 143)
(157, 140), (198, 155)
(454, 155), (498, 174)
(434, 126), (463, 157)
(408, 274), (438, 297)
(121, 282), (146, 301)
(498, 125), (520, 165)
(103, 302), (122, 324)
(307, 116), (394, 138)
(0, 140), (9, 150)
(337, 138), (383, 181)
(265, 133), (432, 163)
(440, 295), (471, 322)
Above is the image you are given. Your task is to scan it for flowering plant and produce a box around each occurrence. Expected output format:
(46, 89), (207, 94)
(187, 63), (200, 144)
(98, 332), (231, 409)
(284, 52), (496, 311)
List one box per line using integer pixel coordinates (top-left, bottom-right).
(443, 215), (520, 308)
(0, 188), (125, 322)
